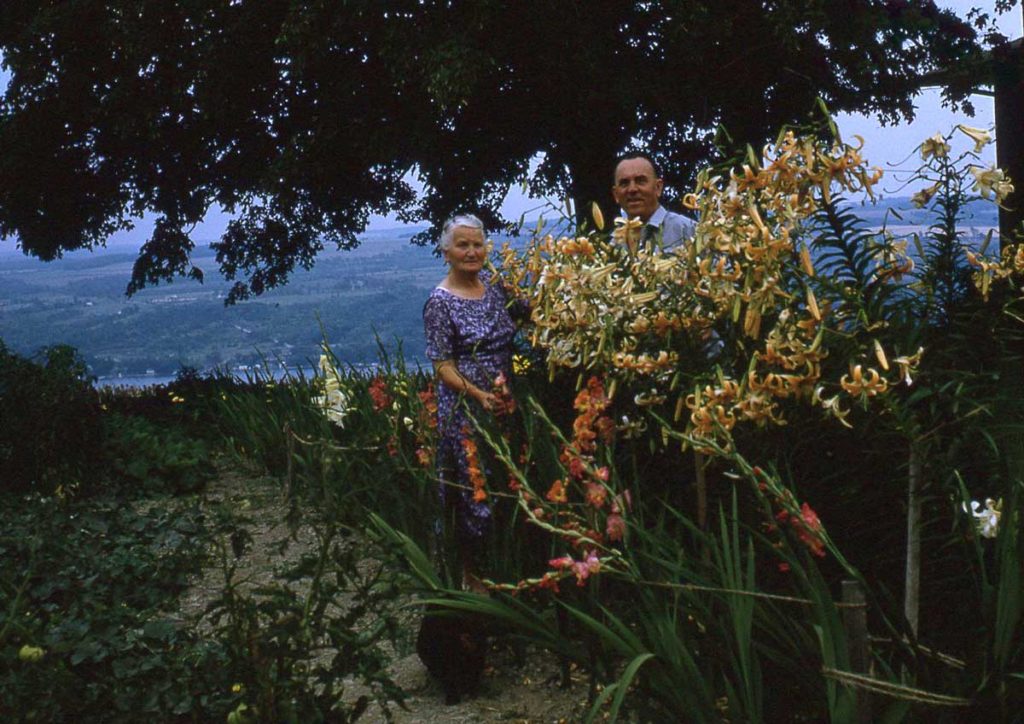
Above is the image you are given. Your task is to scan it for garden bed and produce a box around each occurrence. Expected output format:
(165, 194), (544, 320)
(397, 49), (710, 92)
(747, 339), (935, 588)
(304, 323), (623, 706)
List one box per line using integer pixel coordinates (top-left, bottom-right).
(182, 462), (586, 723)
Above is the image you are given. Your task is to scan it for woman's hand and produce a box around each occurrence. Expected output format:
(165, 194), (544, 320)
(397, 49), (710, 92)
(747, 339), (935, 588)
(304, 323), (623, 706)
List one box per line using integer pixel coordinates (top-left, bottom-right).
(434, 360), (509, 415)
(474, 389), (510, 416)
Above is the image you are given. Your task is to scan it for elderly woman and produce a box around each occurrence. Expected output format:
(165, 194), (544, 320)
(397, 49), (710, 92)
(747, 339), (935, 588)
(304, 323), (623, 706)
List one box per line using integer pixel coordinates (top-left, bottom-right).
(423, 213), (522, 591)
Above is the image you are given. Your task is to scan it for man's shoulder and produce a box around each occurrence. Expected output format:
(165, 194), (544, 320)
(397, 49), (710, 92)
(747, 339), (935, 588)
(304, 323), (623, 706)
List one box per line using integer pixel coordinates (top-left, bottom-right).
(662, 207), (695, 225)
(658, 207), (697, 249)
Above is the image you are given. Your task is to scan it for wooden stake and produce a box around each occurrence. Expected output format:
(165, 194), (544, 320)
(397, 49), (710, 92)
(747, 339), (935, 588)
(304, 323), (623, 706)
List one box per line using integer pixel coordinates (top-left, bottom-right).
(842, 579), (872, 724)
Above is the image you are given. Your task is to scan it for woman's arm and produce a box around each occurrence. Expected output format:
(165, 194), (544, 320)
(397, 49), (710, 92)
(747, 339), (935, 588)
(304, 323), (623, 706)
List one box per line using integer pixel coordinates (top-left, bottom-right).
(432, 359), (507, 414)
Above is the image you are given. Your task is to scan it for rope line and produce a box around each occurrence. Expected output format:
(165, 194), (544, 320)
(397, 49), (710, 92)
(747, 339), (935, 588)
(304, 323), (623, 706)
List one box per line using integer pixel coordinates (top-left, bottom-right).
(821, 667), (971, 706)
(284, 426), (522, 499)
(867, 636), (966, 670)
(287, 427), (381, 452)
(636, 578), (866, 608)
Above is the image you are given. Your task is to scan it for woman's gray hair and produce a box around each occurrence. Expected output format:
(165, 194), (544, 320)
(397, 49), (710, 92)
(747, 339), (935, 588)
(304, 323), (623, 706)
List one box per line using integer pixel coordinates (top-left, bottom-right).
(439, 213), (485, 251)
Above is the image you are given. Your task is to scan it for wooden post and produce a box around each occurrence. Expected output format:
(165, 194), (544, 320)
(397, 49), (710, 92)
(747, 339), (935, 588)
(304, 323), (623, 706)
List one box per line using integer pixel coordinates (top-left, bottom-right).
(694, 451), (708, 530)
(904, 443), (923, 637)
(842, 579), (872, 724)
(284, 421), (294, 500)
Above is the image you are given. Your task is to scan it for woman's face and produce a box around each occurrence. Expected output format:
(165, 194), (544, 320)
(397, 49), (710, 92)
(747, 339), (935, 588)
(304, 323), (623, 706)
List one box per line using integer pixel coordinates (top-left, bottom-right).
(444, 226), (486, 275)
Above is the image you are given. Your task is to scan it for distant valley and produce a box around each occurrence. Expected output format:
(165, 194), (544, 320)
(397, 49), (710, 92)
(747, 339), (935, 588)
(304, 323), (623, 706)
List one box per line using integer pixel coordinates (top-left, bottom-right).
(1, 227), (445, 381)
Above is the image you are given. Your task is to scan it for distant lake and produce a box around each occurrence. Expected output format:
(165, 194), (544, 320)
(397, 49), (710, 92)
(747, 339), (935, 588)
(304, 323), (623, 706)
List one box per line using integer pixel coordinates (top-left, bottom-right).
(94, 359), (429, 389)
(95, 365), (317, 389)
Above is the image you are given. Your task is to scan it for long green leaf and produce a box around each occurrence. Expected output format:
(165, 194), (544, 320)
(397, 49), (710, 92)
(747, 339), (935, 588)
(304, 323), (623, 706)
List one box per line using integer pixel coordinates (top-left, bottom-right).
(584, 652), (655, 724)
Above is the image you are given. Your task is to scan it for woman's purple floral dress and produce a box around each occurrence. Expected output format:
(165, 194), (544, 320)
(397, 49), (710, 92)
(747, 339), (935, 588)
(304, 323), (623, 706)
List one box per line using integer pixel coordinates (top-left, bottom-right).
(423, 273), (521, 543)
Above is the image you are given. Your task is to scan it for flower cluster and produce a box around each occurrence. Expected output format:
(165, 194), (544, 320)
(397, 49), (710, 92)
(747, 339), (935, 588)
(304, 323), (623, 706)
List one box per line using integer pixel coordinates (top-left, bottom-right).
(368, 376), (393, 412)
(495, 130), (922, 454)
(492, 372), (516, 415)
(549, 550), (602, 586)
(775, 502), (826, 558)
(753, 467), (828, 560)
(413, 384), (437, 468)
(313, 352), (350, 427)
(966, 244), (1024, 301)
(460, 427), (487, 502)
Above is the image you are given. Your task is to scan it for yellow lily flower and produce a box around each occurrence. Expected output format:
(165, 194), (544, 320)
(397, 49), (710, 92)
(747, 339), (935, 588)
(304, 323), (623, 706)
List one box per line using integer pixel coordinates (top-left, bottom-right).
(840, 365), (888, 397)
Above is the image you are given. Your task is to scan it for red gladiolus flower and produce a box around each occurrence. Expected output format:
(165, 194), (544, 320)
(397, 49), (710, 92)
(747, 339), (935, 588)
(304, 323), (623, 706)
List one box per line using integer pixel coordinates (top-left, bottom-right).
(548, 555), (574, 570)
(546, 479), (568, 503)
(585, 482), (607, 509)
(606, 513), (626, 542)
(369, 377), (393, 411)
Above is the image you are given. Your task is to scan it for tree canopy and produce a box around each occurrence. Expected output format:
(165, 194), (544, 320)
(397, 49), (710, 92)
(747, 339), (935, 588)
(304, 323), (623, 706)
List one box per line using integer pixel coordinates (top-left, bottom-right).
(0, 1), (989, 301)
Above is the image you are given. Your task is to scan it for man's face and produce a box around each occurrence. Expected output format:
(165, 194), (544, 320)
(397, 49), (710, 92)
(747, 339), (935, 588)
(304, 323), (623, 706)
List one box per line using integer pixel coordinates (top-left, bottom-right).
(612, 157), (664, 222)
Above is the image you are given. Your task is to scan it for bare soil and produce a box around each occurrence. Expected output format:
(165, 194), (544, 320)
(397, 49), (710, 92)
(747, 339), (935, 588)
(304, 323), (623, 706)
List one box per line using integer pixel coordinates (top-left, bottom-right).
(180, 464), (590, 723)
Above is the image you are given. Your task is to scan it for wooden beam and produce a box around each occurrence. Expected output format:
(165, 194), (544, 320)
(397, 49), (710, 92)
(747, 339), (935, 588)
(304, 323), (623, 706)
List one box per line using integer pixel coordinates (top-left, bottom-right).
(995, 12), (1024, 247)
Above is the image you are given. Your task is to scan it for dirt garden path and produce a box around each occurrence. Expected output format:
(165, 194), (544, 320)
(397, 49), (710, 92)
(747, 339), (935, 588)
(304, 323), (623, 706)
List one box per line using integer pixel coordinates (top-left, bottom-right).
(179, 464), (590, 723)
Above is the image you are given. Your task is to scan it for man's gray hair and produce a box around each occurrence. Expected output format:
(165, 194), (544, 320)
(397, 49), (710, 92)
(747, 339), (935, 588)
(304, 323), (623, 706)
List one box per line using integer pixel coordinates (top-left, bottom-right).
(439, 213), (485, 251)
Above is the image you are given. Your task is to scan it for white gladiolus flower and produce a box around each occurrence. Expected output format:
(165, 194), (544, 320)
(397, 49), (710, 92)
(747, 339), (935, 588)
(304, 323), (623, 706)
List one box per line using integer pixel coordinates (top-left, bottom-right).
(313, 386), (350, 428)
(963, 498), (1001, 539)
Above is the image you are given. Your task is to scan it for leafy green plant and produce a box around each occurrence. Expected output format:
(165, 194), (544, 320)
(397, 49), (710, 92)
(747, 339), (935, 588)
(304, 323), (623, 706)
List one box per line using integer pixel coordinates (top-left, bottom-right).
(203, 512), (408, 723)
(103, 412), (216, 494)
(0, 341), (103, 496)
(0, 494), (228, 721)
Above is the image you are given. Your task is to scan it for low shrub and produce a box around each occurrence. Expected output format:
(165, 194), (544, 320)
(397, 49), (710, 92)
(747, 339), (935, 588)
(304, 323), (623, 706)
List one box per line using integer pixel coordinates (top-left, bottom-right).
(0, 342), (103, 496)
(102, 412), (216, 495)
(0, 494), (228, 721)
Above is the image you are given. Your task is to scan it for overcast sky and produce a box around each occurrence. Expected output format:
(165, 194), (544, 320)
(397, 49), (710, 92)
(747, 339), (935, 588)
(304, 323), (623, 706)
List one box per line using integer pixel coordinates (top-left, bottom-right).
(0, 1), (1020, 242)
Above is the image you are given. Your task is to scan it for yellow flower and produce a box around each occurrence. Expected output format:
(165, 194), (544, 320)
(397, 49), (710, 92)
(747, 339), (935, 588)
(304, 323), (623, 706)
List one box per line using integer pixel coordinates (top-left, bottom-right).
(892, 347), (924, 386)
(956, 124), (992, 153)
(970, 165), (1014, 203)
(231, 683), (244, 694)
(872, 339), (889, 371)
(612, 216), (643, 254)
(591, 202), (605, 231)
(799, 244), (815, 276)
(813, 386), (852, 428)
(18, 645), (44, 662)
(920, 133), (950, 161)
(840, 365), (888, 397)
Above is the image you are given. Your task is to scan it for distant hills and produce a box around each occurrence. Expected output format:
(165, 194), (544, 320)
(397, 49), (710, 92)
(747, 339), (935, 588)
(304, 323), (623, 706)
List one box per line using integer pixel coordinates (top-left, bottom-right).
(1, 228), (444, 381)
(0, 198), (1001, 384)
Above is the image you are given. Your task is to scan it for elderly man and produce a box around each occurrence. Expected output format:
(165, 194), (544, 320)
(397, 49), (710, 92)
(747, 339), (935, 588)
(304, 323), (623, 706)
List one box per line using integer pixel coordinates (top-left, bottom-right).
(612, 153), (697, 251)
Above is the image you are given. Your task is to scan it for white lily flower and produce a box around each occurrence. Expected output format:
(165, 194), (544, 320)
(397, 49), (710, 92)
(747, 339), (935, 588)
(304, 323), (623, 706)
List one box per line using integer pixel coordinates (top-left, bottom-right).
(920, 133), (950, 160)
(970, 165), (1015, 203)
(957, 124), (993, 153)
